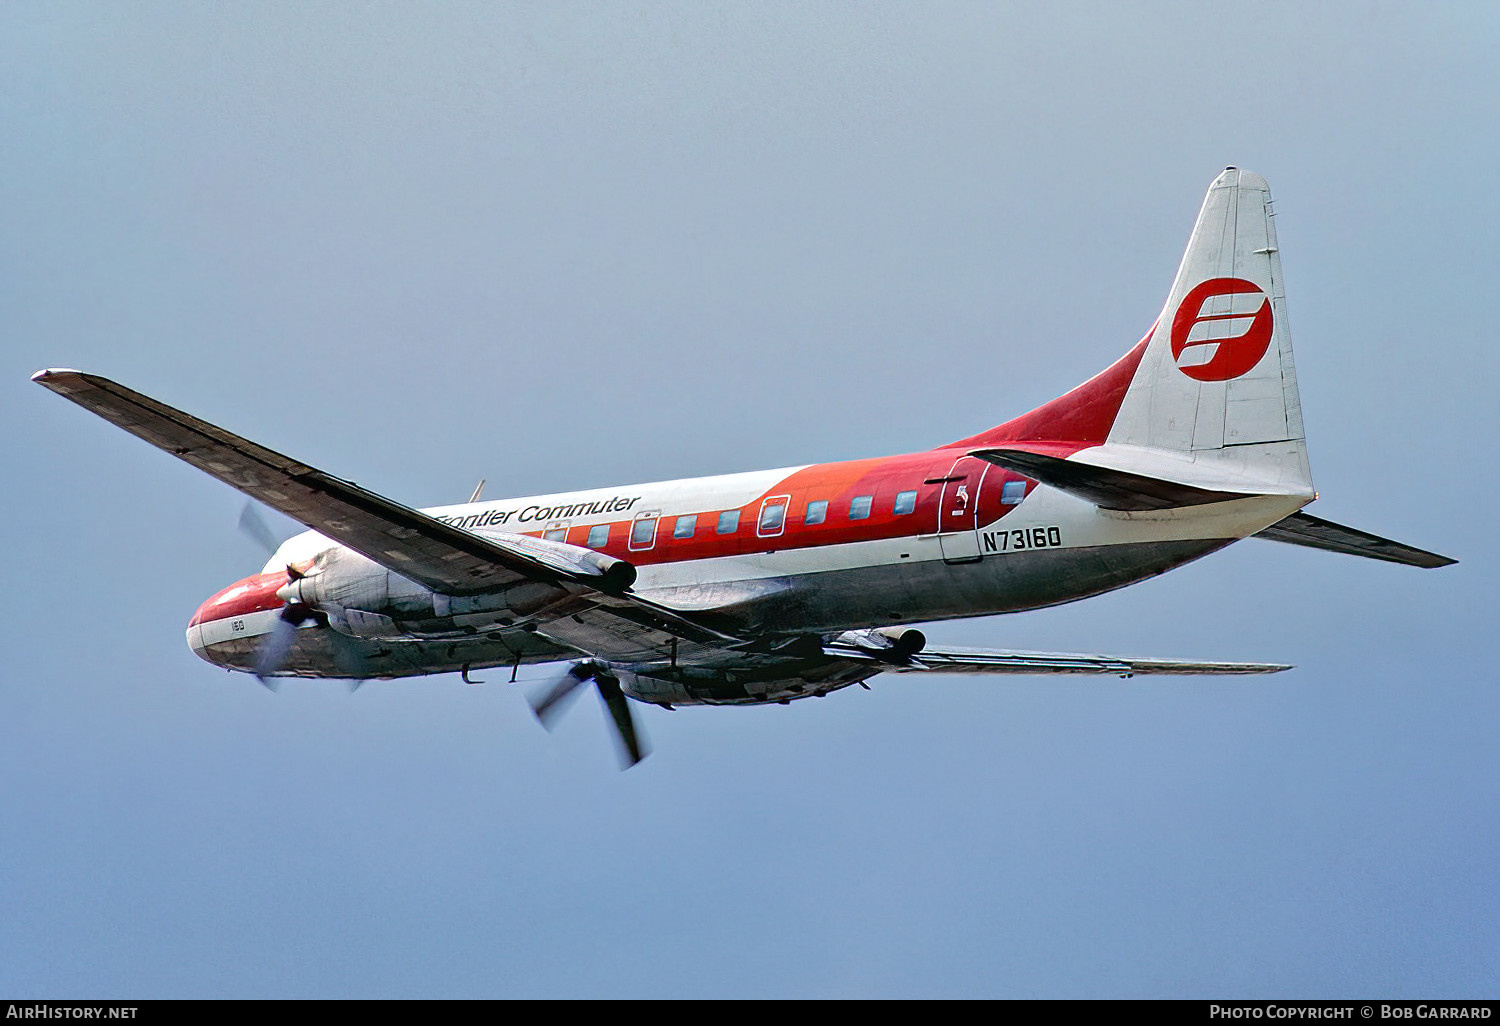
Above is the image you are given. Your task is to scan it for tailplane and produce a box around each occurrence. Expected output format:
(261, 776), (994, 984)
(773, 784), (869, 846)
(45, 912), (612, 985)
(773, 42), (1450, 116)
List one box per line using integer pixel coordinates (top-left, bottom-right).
(1254, 512), (1455, 569)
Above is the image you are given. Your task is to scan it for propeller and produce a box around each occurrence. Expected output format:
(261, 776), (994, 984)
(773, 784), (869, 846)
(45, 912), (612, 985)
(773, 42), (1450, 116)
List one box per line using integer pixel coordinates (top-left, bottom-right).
(238, 502), (283, 559)
(237, 501), (369, 690)
(250, 587), (376, 691)
(530, 661), (649, 768)
(252, 602), (316, 690)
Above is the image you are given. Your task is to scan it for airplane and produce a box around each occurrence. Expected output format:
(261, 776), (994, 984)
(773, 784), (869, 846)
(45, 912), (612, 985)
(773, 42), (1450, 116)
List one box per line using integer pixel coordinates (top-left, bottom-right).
(33, 167), (1454, 767)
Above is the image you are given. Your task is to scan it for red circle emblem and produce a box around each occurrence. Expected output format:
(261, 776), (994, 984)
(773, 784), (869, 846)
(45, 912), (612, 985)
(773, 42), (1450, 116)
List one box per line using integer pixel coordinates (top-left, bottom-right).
(1170, 277), (1274, 382)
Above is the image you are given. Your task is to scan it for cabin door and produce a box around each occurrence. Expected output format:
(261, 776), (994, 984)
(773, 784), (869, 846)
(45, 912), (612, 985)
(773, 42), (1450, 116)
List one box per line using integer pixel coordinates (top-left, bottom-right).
(937, 456), (986, 564)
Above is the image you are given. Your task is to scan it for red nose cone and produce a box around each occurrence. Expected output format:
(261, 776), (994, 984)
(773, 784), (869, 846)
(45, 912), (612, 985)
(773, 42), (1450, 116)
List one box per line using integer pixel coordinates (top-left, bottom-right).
(189, 571), (288, 628)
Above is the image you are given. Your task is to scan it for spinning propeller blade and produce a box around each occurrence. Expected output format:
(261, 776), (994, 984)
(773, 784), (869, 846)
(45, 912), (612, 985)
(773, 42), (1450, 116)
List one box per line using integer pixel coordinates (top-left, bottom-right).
(595, 673), (648, 768)
(529, 661), (648, 768)
(252, 603), (314, 688)
(237, 502), (282, 559)
(530, 662), (596, 729)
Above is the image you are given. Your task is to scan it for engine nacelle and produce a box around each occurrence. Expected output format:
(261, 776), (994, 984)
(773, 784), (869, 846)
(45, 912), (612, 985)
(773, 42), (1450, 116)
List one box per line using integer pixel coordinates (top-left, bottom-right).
(276, 549), (441, 620)
(833, 626), (927, 660)
(274, 546), (581, 640)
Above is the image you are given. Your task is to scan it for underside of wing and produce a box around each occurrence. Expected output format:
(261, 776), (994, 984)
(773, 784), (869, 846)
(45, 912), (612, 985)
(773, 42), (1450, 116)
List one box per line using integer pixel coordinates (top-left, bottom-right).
(1253, 511), (1456, 569)
(32, 369), (634, 596)
(824, 638), (1290, 677)
(32, 370), (736, 660)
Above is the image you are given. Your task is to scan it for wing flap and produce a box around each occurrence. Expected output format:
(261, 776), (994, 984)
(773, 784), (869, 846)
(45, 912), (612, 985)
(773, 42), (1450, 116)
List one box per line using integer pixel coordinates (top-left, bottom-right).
(1254, 511), (1456, 568)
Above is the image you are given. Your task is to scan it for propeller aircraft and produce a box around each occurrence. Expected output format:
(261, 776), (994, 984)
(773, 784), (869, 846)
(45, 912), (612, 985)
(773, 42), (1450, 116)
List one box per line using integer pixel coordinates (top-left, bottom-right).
(33, 168), (1453, 766)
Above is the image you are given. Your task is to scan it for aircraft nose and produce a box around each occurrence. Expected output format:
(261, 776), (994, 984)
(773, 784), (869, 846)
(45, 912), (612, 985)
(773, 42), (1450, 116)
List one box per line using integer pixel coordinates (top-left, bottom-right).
(186, 571), (287, 666)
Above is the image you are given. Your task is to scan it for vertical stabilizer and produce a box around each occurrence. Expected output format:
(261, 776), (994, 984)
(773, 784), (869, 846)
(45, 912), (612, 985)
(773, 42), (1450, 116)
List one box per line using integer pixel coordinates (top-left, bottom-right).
(1105, 168), (1313, 494)
(953, 168), (1315, 502)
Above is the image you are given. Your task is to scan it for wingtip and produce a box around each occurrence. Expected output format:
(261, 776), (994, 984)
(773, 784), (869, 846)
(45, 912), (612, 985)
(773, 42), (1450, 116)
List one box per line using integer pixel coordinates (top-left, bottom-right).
(31, 367), (81, 383)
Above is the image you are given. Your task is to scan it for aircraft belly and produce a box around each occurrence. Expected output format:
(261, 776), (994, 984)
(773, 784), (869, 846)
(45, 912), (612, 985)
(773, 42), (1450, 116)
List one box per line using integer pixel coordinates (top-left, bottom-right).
(620, 661), (879, 708)
(613, 540), (1229, 708)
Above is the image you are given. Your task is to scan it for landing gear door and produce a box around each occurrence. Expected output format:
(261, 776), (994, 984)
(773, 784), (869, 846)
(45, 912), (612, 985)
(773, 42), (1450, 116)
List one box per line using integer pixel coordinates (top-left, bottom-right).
(938, 456), (986, 564)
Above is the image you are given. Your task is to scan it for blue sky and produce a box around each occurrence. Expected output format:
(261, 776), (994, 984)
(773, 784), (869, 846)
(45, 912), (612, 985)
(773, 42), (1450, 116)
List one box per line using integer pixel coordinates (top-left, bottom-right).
(2, 2), (1495, 998)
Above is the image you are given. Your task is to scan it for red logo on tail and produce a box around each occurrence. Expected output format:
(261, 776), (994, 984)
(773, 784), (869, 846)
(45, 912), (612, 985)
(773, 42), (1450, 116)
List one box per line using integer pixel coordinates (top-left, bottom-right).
(1170, 278), (1273, 382)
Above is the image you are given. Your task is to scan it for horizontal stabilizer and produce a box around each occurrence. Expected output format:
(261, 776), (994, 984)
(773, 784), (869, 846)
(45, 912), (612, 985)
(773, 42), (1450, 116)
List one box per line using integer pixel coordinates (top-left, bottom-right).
(970, 447), (1253, 511)
(1254, 511), (1456, 568)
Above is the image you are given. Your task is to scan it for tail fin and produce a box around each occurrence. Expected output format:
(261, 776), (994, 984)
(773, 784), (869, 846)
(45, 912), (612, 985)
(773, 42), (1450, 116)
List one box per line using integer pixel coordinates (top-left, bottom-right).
(1112, 167), (1306, 459)
(956, 167), (1314, 502)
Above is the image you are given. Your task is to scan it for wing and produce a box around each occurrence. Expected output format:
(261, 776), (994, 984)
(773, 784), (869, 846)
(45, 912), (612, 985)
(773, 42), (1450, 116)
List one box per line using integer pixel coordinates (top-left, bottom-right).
(32, 369), (734, 657)
(824, 638), (1290, 677)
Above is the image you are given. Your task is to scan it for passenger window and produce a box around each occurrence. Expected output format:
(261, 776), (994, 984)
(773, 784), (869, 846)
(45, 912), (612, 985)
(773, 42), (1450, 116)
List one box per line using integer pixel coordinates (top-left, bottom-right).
(893, 490), (917, 515)
(717, 510), (741, 534)
(630, 515), (658, 549)
(674, 514), (697, 539)
(804, 500), (828, 526)
(848, 495), (873, 520)
(1001, 480), (1027, 506)
(759, 502), (786, 533)
(544, 528), (567, 542)
(587, 524), (610, 548)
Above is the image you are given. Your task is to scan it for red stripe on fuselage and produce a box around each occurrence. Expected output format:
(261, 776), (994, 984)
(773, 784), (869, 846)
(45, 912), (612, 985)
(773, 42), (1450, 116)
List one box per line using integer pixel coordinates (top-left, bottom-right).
(189, 570), (287, 626)
(536, 449), (1034, 567)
